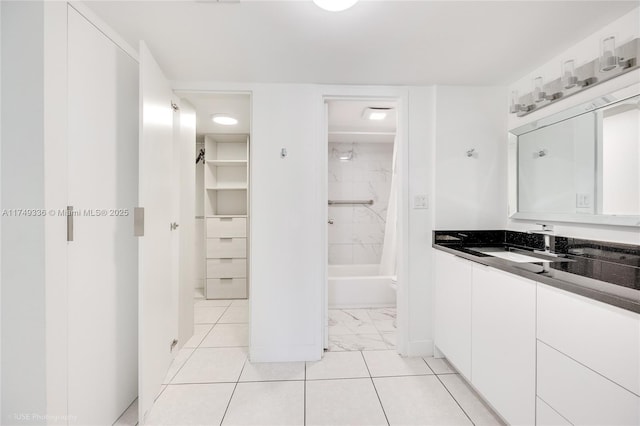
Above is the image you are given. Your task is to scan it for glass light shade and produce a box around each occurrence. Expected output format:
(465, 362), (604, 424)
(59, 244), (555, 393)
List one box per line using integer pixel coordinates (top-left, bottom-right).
(533, 76), (546, 103)
(212, 114), (238, 125)
(562, 59), (577, 89)
(600, 36), (618, 72)
(510, 90), (520, 113)
(313, 0), (358, 12)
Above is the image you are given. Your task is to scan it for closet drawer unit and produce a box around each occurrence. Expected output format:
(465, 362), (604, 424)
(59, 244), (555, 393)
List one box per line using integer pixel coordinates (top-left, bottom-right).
(206, 217), (246, 238)
(537, 341), (640, 426)
(537, 284), (640, 395)
(206, 258), (246, 278)
(206, 278), (247, 299)
(206, 238), (246, 258)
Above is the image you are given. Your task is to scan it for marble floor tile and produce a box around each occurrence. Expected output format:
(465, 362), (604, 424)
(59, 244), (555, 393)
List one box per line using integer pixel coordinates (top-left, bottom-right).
(306, 351), (370, 380)
(194, 306), (227, 324)
(200, 323), (248, 348)
(424, 357), (457, 375)
(306, 378), (387, 426)
(439, 374), (505, 426)
(329, 309), (373, 324)
(222, 381), (304, 426)
(374, 375), (472, 425)
(373, 319), (396, 332)
(163, 348), (195, 384)
(145, 383), (234, 426)
(367, 307), (397, 321)
(218, 306), (248, 324)
(329, 333), (388, 352)
(381, 332), (396, 349)
(239, 361), (305, 382)
(363, 350), (432, 377)
(182, 324), (213, 348)
(171, 347), (247, 384)
(329, 323), (380, 335)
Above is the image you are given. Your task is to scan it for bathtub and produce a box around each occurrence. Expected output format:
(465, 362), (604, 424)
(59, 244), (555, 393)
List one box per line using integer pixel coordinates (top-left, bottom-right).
(328, 264), (396, 309)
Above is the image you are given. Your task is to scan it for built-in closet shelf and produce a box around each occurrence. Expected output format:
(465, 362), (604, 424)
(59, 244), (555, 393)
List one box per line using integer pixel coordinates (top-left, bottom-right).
(206, 160), (248, 166)
(206, 186), (247, 191)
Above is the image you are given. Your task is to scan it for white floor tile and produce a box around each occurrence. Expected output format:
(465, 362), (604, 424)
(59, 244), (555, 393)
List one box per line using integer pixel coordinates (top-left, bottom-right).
(363, 350), (432, 377)
(195, 299), (233, 308)
(230, 299), (248, 307)
(381, 332), (396, 349)
(218, 306), (248, 324)
(329, 333), (388, 351)
(163, 348), (195, 384)
(306, 378), (387, 426)
(374, 375), (472, 425)
(306, 351), (369, 380)
(239, 361), (305, 382)
(145, 383), (234, 425)
(182, 324), (213, 348)
(113, 398), (138, 426)
(424, 357), (457, 374)
(171, 347), (247, 384)
(194, 306), (227, 324)
(200, 324), (248, 348)
(439, 374), (505, 425)
(222, 381), (304, 426)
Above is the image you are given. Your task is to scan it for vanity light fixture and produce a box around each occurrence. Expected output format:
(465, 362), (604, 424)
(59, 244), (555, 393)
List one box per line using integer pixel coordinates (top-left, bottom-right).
(363, 107), (391, 120)
(509, 37), (638, 117)
(313, 0), (358, 12)
(211, 114), (238, 125)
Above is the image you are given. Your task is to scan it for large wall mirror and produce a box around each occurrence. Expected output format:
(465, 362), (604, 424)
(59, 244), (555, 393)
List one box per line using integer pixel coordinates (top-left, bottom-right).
(509, 83), (640, 227)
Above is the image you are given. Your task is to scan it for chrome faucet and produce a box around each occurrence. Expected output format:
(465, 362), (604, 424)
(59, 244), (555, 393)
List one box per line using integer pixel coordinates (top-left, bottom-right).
(527, 224), (556, 256)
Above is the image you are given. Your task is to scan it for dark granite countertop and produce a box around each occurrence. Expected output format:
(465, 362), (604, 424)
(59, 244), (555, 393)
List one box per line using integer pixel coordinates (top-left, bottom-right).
(433, 230), (640, 314)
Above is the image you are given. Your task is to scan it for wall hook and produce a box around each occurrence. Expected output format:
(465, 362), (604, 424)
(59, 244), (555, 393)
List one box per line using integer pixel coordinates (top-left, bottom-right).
(280, 148), (287, 159)
(466, 148), (476, 158)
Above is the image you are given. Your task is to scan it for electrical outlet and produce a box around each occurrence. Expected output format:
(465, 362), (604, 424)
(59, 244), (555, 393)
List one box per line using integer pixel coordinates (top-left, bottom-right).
(414, 194), (428, 209)
(576, 193), (591, 208)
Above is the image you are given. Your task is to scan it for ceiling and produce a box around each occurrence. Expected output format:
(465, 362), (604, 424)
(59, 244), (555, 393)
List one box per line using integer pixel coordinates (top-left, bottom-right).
(177, 91), (251, 136)
(84, 1), (637, 86)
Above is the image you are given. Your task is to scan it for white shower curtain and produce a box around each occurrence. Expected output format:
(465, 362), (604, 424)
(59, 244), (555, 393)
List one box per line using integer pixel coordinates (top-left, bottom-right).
(379, 136), (398, 276)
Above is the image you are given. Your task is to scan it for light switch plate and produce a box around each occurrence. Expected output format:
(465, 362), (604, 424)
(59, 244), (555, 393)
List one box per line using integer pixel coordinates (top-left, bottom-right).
(414, 194), (428, 209)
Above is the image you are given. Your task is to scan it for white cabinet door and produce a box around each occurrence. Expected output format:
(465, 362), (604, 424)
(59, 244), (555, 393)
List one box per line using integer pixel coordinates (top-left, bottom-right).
(138, 42), (178, 422)
(471, 265), (536, 426)
(434, 251), (472, 379)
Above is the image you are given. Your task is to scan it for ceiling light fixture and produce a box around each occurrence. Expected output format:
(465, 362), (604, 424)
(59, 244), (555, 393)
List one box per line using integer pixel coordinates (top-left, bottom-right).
(211, 114), (238, 125)
(313, 0), (358, 12)
(363, 107), (391, 121)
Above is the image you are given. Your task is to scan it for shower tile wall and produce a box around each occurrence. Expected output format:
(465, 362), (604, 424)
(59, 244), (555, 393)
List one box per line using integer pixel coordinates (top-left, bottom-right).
(328, 142), (393, 265)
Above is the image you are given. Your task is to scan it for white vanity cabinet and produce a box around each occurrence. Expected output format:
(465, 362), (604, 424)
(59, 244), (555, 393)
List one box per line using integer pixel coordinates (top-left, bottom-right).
(536, 284), (640, 425)
(434, 250), (472, 379)
(471, 265), (536, 426)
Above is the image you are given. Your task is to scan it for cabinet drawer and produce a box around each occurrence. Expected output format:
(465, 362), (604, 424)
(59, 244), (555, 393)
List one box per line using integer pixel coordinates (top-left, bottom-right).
(537, 341), (640, 426)
(206, 258), (246, 278)
(206, 217), (246, 237)
(537, 284), (640, 395)
(206, 278), (247, 300)
(206, 238), (246, 258)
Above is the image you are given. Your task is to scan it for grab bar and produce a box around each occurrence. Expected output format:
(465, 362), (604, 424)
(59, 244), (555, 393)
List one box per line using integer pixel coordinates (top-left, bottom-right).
(328, 200), (374, 205)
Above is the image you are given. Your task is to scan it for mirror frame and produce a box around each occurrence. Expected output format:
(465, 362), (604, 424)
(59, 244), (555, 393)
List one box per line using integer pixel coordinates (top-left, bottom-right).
(508, 83), (640, 227)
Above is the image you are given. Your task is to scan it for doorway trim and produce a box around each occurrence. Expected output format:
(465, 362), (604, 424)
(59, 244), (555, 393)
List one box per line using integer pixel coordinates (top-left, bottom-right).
(318, 86), (410, 357)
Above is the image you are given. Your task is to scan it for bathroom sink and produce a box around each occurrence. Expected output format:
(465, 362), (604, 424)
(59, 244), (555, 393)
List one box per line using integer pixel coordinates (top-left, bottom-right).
(469, 247), (561, 263)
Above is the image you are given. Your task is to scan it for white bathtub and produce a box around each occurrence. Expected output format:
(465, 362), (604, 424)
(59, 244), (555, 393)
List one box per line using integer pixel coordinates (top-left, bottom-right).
(328, 264), (396, 309)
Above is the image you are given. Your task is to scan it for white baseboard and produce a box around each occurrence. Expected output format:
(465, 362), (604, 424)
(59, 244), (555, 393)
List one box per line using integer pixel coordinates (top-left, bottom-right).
(406, 339), (434, 357)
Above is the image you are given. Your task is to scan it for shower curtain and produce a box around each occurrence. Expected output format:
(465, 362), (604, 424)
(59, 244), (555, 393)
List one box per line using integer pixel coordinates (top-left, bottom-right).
(379, 137), (398, 276)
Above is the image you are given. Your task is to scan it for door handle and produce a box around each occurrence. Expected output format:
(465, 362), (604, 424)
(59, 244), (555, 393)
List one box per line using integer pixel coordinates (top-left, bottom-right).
(170, 222), (179, 231)
(328, 219), (334, 225)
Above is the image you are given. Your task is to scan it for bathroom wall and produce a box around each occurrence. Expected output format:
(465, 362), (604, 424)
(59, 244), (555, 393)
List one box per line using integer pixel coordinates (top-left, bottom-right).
(507, 7), (640, 244)
(327, 141), (394, 265)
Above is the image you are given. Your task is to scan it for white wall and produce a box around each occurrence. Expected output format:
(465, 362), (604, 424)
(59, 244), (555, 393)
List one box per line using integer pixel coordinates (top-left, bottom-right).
(507, 7), (640, 244)
(1, 2), (48, 422)
(433, 86), (508, 230)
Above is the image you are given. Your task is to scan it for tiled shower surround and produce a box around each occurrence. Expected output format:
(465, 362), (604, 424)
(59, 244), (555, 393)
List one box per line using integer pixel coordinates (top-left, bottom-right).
(328, 142), (394, 265)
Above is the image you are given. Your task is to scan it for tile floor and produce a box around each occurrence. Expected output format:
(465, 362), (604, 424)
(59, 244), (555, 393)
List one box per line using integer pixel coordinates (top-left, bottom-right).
(120, 291), (504, 425)
(328, 307), (396, 351)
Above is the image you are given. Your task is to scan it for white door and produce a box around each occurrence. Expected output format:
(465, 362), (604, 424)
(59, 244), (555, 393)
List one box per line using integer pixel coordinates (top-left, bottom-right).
(138, 42), (179, 422)
(67, 7), (139, 425)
